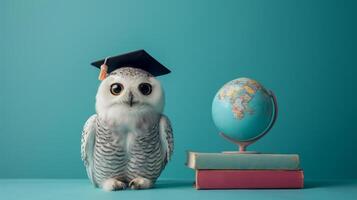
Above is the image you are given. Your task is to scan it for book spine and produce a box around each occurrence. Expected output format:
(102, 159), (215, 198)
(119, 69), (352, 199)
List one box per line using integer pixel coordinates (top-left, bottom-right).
(188, 153), (300, 170)
(195, 170), (304, 189)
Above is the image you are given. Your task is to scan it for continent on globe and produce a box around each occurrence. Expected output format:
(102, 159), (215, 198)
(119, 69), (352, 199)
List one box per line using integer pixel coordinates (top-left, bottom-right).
(218, 79), (263, 120)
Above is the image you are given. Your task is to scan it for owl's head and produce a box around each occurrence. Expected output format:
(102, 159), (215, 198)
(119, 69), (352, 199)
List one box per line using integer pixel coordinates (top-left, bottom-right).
(95, 67), (164, 117)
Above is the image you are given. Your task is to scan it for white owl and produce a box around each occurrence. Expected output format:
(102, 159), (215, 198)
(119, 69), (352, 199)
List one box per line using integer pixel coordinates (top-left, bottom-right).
(81, 66), (173, 191)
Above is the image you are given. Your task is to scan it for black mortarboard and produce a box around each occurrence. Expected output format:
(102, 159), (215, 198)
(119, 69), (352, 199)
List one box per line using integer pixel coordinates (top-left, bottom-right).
(91, 49), (171, 80)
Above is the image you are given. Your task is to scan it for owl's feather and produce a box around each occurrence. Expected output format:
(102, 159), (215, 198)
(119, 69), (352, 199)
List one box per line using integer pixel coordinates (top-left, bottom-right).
(81, 114), (97, 184)
(159, 115), (174, 162)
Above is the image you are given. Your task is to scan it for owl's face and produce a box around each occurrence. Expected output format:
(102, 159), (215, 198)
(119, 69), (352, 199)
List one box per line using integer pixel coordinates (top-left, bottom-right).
(96, 67), (165, 118)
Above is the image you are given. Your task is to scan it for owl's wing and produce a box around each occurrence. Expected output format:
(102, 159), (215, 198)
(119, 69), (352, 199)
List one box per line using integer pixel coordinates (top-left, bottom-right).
(81, 114), (97, 183)
(159, 115), (174, 162)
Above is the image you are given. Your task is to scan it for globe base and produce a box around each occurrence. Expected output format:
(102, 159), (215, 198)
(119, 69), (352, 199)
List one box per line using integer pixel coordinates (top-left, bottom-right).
(222, 150), (259, 154)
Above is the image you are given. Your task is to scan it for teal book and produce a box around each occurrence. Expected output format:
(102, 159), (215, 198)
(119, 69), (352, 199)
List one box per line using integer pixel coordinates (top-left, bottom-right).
(186, 152), (300, 170)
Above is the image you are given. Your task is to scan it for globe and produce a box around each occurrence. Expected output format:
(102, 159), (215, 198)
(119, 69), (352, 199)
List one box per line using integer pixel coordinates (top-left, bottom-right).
(212, 77), (278, 152)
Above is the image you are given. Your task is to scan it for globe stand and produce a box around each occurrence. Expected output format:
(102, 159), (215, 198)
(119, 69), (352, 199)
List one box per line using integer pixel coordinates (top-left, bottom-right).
(219, 90), (278, 154)
(220, 132), (259, 154)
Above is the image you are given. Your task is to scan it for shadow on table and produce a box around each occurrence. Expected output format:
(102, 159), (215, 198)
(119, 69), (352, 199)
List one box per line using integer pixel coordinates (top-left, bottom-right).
(154, 180), (356, 190)
(154, 180), (193, 189)
(304, 180), (356, 189)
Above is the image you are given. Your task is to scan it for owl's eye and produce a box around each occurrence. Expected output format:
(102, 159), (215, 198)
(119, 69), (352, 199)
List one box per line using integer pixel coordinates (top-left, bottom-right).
(110, 83), (123, 95)
(138, 83), (152, 95)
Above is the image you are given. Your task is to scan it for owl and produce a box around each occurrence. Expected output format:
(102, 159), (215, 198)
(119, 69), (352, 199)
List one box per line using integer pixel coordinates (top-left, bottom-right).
(81, 66), (173, 191)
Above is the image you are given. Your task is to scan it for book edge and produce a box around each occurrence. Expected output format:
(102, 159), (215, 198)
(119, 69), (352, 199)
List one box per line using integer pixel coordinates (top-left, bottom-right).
(195, 169), (304, 189)
(186, 151), (301, 170)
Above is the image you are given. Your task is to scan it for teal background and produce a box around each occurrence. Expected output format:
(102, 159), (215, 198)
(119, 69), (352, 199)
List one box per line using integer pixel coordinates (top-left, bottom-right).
(0, 0), (356, 180)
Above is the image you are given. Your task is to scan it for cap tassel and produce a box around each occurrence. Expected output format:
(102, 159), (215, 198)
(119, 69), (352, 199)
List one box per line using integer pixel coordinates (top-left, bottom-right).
(98, 57), (109, 81)
(98, 64), (108, 80)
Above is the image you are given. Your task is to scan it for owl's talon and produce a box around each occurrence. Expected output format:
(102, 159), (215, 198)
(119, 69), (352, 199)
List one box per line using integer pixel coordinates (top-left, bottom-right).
(129, 177), (153, 190)
(102, 178), (126, 191)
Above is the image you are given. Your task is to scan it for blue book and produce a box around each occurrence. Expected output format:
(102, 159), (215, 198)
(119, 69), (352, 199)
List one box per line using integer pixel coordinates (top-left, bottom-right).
(186, 152), (300, 170)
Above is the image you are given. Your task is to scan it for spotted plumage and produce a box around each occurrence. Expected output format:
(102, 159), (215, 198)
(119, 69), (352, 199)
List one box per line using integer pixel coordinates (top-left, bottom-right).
(81, 67), (173, 191)
(110, 67), (152, 78)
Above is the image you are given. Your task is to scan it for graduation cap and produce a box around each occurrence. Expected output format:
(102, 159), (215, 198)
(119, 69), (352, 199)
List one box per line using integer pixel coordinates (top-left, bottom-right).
(91, 49), (171, 80)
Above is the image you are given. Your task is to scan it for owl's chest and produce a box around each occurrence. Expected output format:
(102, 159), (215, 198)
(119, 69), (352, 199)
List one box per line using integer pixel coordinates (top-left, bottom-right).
(98, 114), (159, 152)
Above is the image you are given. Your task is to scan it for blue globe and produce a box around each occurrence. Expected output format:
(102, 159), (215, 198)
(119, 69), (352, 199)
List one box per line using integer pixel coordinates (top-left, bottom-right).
(212, 77), (277, 142)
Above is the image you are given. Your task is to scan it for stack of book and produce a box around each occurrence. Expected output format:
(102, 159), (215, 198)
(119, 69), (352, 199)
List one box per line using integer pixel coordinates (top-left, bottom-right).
(186, 152), (304, 189)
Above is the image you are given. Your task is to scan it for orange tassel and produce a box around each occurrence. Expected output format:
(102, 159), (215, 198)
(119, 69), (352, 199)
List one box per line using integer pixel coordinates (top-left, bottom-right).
(98, 64), (108, 81)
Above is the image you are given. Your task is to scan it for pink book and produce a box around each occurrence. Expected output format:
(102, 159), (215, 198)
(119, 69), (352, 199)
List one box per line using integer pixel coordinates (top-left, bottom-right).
(196, 170), (304, 189)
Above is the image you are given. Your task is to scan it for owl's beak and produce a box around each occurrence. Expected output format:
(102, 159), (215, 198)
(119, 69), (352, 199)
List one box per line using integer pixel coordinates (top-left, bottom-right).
(129, 91), (134, 107)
